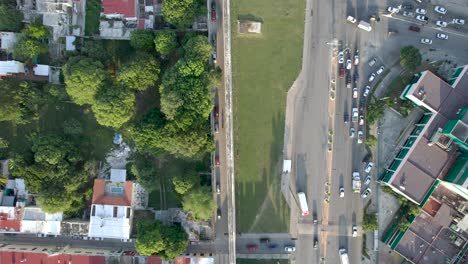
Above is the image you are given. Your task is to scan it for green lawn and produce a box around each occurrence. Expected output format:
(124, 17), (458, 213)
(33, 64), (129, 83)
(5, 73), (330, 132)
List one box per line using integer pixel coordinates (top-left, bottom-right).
(237, 260), (289, 264)
(231, 0), (304, 232)
(85, 0), (101, 36)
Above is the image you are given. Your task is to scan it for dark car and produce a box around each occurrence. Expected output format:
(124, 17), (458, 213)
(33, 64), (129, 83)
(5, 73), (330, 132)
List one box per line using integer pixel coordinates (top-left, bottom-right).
(247, 244), (259, 251)
(217, 209), (221, 219)
(344, 113), (349, 123)
(268, 244), (279, 250)
(260, 238), (270, 244)
(213, 105), (219, 117)
(214, 156), (220, 167)
(211, 2), (216, 22)
(408, 25), (421, 32)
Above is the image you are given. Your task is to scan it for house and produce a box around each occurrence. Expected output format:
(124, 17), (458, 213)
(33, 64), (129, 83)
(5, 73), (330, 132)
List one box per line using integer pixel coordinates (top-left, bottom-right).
(0, 61), (25, 77)
(88, 169), (134, 240)
(20, 207), (63, 236)
(0, 32), (20, 52)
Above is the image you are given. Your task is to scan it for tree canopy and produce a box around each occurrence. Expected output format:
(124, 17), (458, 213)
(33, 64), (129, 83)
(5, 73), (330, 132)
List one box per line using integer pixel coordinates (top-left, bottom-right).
(116, 53), (160, 91)
(183, 35), (212, 63)
(135, 220), (188, 260)
(154, 31), (178, 56)
(12, 24), (50, 61)
(130, 30), (155, 52)
(182, 186), (215, 221)
(130, 154), (158, 193)
(172, 169), (199, 195)
(362, 213), (378, 232)
(63, 57), (108, 105)
(10, 134), (91, 214)
(92, 86), (135, 128)
(0, 78), (42, 124)
(162, 0), (203, 28)
(0, 4), (23, 32)
(400, 46), (422, 71)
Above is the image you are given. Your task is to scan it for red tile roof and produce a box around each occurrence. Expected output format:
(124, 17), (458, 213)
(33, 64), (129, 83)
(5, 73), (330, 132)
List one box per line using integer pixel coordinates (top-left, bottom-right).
(48, 254), (106, 264)
(91, 179), (133, 206)
(147, 256), (163, 264)
(174, 257), (191, 264)
(102, 0), (136, 18)
(138, 19), (145, 29)
(0, 251), (106, 264)
(0, 208), (22, 231)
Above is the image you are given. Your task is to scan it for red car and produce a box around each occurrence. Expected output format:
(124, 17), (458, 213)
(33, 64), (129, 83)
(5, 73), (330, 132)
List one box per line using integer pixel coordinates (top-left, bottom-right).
(339, 65), (345, 78)
(211, 2), (216, 22)
(408, 25), (420, 32)
(214, 156), (220, 167)
(214, 105), (219, 118)
(247, 244), (258, 251)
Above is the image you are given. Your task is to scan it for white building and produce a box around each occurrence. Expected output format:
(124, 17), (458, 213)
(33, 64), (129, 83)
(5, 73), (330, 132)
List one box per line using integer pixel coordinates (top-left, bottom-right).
(0, 61), (25, 77)
(21, 207), (63, 236)
(0, 32), (20, 52)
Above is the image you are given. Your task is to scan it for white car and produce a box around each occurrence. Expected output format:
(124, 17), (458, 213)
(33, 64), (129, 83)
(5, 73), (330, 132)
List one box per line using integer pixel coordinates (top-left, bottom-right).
(368, 73), (376, 83)
(454, 19), (465, 25)
(361, 188), (372, 198)
(285, 246), (296, 252)
(363, 86), (370, 97)
(368, 57), (377, 66)
(387, 6), (399, 13)
(421, 38), (432, 45)
(376, 66), (385, 75)
(339, 187), (345, 198)
(352, 226), (358, 237)
(346, 59), (352, 70)
(416, 15), (428, 22)
(357, 131), (363, 144)
(415, 8), (426, 15)
(436, 20), (448, 27)
(364, 175), (371, 185)
(353, 88), (358, 98)
(338, 52), (344, 63)
(436, 33), (448, 40)
(354, 55), (359, 65)
(365, 162), (374, 173)
(359, 115), (364, 126)
(216, 184), (220, 194)
(434, 6), (447, 15)
(349, 127), (355, 138)
(347, 16), (357, 23)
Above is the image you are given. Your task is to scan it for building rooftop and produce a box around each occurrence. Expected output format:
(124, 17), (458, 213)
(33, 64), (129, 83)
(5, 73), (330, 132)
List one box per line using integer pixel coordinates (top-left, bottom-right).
(102, 0), (136, 18)
(0, 61), (25, 77)
(88, 204), (131, 239)
(0, 32), (19, 51)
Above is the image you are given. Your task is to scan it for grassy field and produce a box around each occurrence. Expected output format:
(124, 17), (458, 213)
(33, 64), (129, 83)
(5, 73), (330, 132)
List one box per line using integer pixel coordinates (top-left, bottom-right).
(231, 0), (304, 232)
(85, 0), (101, 36)
(237, 259), (289, 264)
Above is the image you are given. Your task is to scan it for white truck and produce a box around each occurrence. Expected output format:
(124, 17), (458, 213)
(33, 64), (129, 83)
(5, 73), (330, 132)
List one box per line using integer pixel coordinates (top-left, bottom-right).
(298, 192), (309, 216)
(352, 172), (361, 193)
(352, 108), (358, 123)
(339, 249), (350, 264)
(357, 21), (372, 32)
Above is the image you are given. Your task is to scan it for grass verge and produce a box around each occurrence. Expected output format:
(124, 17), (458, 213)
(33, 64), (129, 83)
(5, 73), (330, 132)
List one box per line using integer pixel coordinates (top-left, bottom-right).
(85, 0), (101, 36)
(231, 0), (304, 232)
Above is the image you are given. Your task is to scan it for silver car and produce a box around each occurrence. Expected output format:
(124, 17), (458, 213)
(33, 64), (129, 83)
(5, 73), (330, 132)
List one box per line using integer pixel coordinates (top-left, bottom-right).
(361, 188), (372, 198)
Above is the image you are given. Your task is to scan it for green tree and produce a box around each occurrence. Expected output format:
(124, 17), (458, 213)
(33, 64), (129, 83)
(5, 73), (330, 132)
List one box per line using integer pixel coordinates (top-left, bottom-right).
(130, 30), (155, 51)
(397, 217), (411, 231)
(154, 31), (178, 56)
(116, 53), (160, 91)
(63, 57), (108, 105)
(92, 86), (135, 128)
(172, 170), (199, 194)
(23, 24), (50, 39)
(0, 78), (42, 124)
(130, 154), (158, 193)
(366, 134), (378, 148)
(367, 100), (385, 125)
(135, 220), (188, 260)
(0, 4), (23, 32)
(81, 40), (110, 64)
(62, 118), (83, 136)
(182, 186), (215, 221)
(162, 0), (202, 28)
(362, 213), (378, 232)
(183, 35), (212, 63)
(13, 38), (48, 61)
(400, 46), (422, 71)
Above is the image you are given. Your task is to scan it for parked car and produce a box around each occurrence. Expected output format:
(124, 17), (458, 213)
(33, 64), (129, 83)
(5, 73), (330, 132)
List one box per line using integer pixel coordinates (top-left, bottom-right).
(338, 51), (344, 63)
(212, 51), (217, 64)
(436, 33), (448, 40)
(434, 5), (447, 14)
(353, 88), (358, 98)
(354, 55), (359, 65)
(363, 86), (370, 97)
(217, 209), (221, 219)
(214, 121), (219, 133)
(416, 15), (428, 22)
(415, 8), (427, 15)
(409, 25), (421, 32)
(339, 187), (345, 198)
(349, 127), (355, 138)
(347, 16), (357, 23)
(376, 66), (385, 75)
(454, 19), (465, 25)
(284, 246), (296, 252)
(214, 156), (220, 167)
(364, 175), (371, 185)
(247, 244), (259, 251)
(368, 57), (377, 66)
(402, 11), (414, 17)
(357, 130), (363, 144)
(368, 73), (376, 83)
(339, 65), (345, 78)
(436, 20), (448, 27)
(387, 6), (399, 13)
(365, 162), (374, 173)
(214, 106), (219, 117)
(344, 112), (349, 123)
(314, 239), (318, 249)
(352, 226), (358, 237)
(211, 1), (216, 21)
(421, 38), (433, 45)
(359, 115), (364, 126)
(346, 59), (352, 70)
(268, 244), (279, 250)
(260, 238), (270, 244)
(361, 188), (372, 198)
(216, 184), (220, 194)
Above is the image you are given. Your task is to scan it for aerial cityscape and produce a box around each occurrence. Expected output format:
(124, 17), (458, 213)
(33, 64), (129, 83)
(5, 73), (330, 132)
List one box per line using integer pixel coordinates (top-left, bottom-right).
(0, 0), (467, 263)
